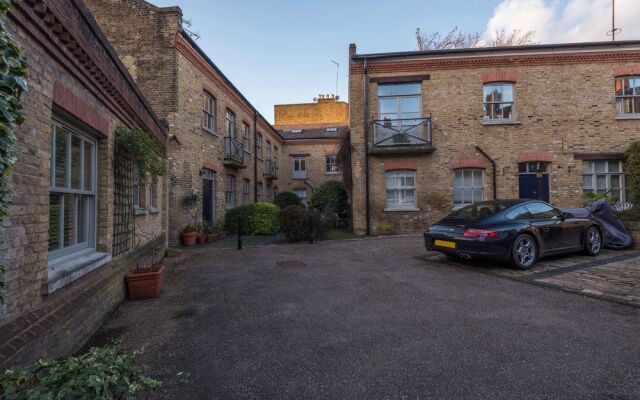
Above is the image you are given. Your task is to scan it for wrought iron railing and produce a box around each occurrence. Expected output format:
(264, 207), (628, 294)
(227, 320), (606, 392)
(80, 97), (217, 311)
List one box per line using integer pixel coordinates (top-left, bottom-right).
(371, 117), (432, 147)
(265, 159), (278, 178)
(224, 136), (244, 164)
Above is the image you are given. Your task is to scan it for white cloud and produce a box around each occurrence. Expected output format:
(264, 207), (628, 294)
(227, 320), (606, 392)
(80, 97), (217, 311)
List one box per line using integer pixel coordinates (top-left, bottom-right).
(486, 0), (640, 44)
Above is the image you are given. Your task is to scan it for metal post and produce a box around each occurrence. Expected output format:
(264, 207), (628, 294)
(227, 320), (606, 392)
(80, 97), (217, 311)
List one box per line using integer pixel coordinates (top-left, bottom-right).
(308, 213), (315, 244)
(237, 215), (243, 250)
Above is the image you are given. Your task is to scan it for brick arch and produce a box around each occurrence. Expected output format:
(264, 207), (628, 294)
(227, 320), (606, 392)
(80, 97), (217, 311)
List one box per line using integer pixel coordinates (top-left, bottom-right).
(452, 158), (487, 170)
(613, 66), (640, 77)
(517, 151), (553, 163)
(384, 160), (417, 171)
(482, 71), (518, 83)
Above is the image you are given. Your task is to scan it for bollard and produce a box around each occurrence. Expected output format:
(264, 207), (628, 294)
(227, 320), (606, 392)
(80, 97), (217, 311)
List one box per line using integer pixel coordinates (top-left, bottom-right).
(237, 215), (243, 250)
(308, 213), (315, 244)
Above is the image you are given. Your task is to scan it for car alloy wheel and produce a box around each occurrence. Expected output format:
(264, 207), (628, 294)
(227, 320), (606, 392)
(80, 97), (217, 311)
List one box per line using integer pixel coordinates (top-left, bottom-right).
(513, 235), (537, 269)
(586, 226), (601, 255)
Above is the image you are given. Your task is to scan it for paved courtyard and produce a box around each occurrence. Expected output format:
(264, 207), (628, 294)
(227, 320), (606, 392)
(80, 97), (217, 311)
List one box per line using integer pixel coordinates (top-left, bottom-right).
(90, 236), (640, 399)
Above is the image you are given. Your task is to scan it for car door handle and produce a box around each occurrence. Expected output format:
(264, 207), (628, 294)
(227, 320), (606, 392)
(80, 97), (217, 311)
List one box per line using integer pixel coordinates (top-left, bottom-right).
(541, 227), (550, 233)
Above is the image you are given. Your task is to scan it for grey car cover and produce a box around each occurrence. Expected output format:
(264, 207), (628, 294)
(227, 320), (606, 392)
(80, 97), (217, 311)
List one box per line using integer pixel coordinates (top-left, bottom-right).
(561, 200), (633, 250)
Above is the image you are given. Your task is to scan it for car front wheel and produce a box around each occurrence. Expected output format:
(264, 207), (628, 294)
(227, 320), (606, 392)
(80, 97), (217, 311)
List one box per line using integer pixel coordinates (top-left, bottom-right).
(511, 234), (538, 269)
(584, 226), (602, 256)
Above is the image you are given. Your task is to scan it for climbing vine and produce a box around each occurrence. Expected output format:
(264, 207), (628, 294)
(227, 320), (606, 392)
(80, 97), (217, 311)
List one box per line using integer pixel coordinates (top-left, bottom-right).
(624, 141), (640, 204)
(114, 126), (166, 183)
(0, 0), (27, 303)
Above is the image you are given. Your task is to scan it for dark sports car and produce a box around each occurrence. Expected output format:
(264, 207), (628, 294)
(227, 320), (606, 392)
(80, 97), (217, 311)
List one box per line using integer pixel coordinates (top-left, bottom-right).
(424, 200), (602, 269)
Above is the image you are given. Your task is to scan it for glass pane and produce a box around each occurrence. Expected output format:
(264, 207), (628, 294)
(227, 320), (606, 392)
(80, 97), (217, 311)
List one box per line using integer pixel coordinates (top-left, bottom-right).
(483, 86), (496, 102)
(582, 161), (593, 174)
(594, 161), (606, 173)
(453, 188), (462, 204)
(454, 171), (462, 188)
(401, 96), (420, 114)
(404, 83), (421, 95)
(608, 161), (620, 173)
(64, 194), (75, 246)
(71, 135), (81, 189)
(379, 98), (398, 115)
(623, 97), (633, 113)
(404, 189), (415, 203)
(502, 85), (513, 102)
(501, 104), (513, 119)
(77, 196), (86, 243)
(462, 170), (472, 187)
(55, 127), (68, 187)
(462, 188), (472, 204)
(472, 170), (483, 187)
(633, 78), (640, 96)
(583, 175), (592, 189)
(386, 173), (395, 188)
(596, 175), (607, 190)
(405, 175), (415, 188)
(483, 103), (493, 119)
(49, 193), (61, 251)
(635, 98), (640, 114)
(378, 85), (393, 96)
(611, 175), (621, 189)
(84, 141), (93, 191)
(616, 98), (624, 114)
(623, 78), (633, 96)
(518, 163), (527, 173)
(615, 79), (623, 96)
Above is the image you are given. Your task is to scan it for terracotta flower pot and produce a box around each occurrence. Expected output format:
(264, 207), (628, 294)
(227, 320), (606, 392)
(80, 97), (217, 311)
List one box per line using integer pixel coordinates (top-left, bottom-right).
(182, 231), (197, 246)
(126, 264), (165, 300)
(206, 233), (221, 243)
(196, 232), (206, 244)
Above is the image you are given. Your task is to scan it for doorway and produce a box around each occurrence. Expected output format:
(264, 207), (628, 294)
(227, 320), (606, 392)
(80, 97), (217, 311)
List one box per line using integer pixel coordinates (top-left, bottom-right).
(518, 161), (550, 202)
(202, 170), (216, 223)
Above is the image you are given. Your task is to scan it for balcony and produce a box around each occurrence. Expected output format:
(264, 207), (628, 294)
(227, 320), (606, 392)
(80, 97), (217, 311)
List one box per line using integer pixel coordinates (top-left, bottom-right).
(224, 137), (246, 169)
(265, 159), (278, 180)
(369, 117), (435, 155)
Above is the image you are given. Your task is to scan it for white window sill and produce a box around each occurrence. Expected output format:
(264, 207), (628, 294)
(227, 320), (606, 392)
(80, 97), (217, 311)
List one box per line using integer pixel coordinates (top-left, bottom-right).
(325, 172), (341, 175)
(482, 120), (521, 126)
(384, 207), (420, 212)
(148, 207), (160, 214)
(47, 249), (112, 294)
(203, 128), (220, 137)
(134, 207), (147, 216)
(615, 114), (640, 120)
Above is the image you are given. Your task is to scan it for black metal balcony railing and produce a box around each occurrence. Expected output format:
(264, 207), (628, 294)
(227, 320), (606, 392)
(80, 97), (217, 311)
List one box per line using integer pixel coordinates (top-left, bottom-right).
(265, 159), (278, 179)
(224, 136), (244, 165)
(371, 117), (432, 147)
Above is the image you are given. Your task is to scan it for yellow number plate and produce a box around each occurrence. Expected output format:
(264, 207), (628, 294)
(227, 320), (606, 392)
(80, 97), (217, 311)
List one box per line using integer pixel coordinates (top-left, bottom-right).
(434, 240), (456, 249)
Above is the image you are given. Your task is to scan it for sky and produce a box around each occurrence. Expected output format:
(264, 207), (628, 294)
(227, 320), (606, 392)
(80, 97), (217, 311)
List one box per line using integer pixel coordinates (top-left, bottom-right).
(150, 0), (640, 122)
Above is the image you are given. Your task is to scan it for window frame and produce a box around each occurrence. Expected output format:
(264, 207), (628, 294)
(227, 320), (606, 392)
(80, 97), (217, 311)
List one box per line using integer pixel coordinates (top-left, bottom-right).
(242, 122), (251, 152)
(49, 121), (97, 261)
(257, 182), (263, 202)
(377, 82), (422, 121)
(582, 160), (628, 203)
(242, 179), (250, 205)
(294, 188), (307, 205)
(453, 169), (485, 209)
(615, 76), (640, 116)
(225, 175), (236, 209)
(385, 170), (417, 210)
(482, 82), (516, 122)
(293, 156), (307, 179)
(203, 92), (216, 133)
(325, 155), (339, 174)
(256, 133), (263, 159)
(224, 108), (236, 138)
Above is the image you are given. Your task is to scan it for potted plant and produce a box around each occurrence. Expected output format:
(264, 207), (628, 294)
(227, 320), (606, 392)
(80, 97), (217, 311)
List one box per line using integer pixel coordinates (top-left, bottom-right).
(378, 223), (393, 236)
(205, 222), (221, 243)
(126, 243), (165, 300)
(196, 222), (206, 244)
(181, 224), (197, 246)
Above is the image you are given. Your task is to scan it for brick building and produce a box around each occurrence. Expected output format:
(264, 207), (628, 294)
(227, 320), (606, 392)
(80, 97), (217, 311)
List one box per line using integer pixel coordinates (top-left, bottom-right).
(0, 0), (168, 368)
(275, 95), (348, 204)
(348, 42), (640, 235)
(84, 0), (284, 246)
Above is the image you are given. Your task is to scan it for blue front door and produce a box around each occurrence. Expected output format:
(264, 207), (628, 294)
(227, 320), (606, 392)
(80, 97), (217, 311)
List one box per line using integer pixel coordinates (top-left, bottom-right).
(519, 174), (550, 202)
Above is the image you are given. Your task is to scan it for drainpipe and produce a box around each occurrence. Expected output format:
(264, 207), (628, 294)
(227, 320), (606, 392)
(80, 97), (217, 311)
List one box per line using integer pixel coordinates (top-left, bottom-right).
(475, 145), (497, 200)
(253, 108), (258, 202)
(363, 59), (371, 235)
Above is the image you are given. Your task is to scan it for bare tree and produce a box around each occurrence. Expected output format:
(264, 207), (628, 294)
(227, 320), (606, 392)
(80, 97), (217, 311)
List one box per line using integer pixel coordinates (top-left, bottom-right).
(416, 26), (538, 51)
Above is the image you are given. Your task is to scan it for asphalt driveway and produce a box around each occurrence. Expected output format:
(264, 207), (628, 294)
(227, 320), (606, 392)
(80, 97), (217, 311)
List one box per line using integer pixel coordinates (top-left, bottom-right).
(90, 236), (640, 399)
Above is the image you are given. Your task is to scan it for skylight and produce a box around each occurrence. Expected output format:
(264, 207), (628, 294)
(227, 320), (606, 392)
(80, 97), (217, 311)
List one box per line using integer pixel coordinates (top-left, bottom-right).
(290, 129), (303, 134)
(325, 127), (338, 132)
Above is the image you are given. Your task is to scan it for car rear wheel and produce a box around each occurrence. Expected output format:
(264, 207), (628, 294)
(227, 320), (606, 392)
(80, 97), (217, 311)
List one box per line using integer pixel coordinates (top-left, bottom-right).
(584, 226), (602, 256)
(511, 234), (538, 269)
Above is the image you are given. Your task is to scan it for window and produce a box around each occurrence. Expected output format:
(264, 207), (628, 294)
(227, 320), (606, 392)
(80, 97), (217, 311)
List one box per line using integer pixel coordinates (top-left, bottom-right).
(294, 189), (307, 205)
(49, 122), (96, 260)
(326, 155), (339, 174)
(225, 175), (235, 209)
(203, 92), (216, 133)
(132, 167), (146, 211)
(274, 146), (278, 161)
(225, 109), (236, 138)
(242, 122), (250, 151)
(257, 182), (263, 201)
(290, 129), (302, 134)
(519, 161), (548, 174)
(615, 77), (640, 115)
(266, 185), (273, 201)
(266, 141), (271, 160)
(385, 170), (416, 209)
(378, 83), (421, 123)
(326, 127), (338, 132)
(483, 83), (514, 121)
(506, 205), (532, 220)
(453, 169), (484, 208)
(256, 133), (263, 159)
(583, 160), (628, 202)
(149, 176), (158, 210)
(293, 157), (306, 179)
(242, 179), (250, 205)
(525, 202), (560, 220)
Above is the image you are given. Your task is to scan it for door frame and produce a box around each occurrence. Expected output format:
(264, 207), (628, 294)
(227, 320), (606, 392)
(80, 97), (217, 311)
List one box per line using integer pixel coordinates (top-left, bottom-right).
(518, 161), (551, 203)
(202, 170), (216, 223)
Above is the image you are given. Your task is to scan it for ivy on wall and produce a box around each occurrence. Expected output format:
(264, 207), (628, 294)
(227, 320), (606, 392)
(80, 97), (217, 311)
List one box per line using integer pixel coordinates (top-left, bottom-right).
(624, 141), (640, 204)
(0, 0), (27, 303)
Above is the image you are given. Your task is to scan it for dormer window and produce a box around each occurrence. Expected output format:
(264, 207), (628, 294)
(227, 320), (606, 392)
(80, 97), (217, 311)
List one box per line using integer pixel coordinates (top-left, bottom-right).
(326, 127), (338, 132)
(291, 129), (303, 134)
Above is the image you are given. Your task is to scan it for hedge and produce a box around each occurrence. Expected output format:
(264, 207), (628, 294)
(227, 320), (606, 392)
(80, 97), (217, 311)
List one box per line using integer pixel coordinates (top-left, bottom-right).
(224, 202), (280, 235)
(273, 191), (301, 209)
(310, 181), (348, 216)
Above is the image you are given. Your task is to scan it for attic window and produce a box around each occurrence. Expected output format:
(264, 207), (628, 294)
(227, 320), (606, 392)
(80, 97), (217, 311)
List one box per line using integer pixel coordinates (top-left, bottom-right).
(325, 127), (338, 132)
(290, 129), (303, 134)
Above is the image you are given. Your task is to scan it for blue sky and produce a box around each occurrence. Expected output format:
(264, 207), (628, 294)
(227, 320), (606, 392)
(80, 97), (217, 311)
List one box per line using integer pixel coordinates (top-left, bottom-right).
(149, 0), (639, 122)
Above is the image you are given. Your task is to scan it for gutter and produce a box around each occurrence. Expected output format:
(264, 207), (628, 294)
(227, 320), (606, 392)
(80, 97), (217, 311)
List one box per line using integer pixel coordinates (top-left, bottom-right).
(475, 146), (497, 200)
(253, 108), (258, 202)
(363, 59), (371, 235)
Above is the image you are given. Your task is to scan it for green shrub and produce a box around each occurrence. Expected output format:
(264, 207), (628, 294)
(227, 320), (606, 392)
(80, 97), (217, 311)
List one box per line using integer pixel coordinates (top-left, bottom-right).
(310, 181), (348, 216)
(247, 202), (280, 235)
(224, 203), (280, 235)
(273, 191), (301, 209)
(0, 345), (160, 400)
(625, 141), (640, 203)
(279, 206), (334, 242)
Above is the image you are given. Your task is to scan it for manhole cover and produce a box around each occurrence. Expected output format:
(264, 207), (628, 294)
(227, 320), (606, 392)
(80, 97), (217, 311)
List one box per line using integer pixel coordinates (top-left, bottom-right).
(277, 260), (306, 268)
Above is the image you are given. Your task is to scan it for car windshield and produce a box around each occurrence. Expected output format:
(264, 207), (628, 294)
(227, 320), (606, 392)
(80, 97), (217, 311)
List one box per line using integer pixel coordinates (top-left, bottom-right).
(453, 202), (509, 219)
